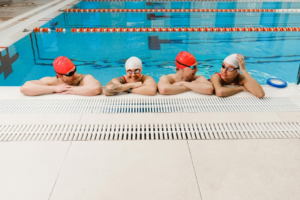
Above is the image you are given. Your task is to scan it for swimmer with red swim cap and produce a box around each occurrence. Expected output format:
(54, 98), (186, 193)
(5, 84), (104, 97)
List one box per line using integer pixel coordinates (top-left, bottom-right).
(103, 56), (157, 96)
(210, 54), (264, 98)
(20, 56), (102, 96)
(158, 51), (213, 95)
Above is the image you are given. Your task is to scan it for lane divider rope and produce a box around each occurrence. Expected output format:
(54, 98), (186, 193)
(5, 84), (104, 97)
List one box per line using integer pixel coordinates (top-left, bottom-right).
(64, 8), (300, 13)
(33, 27), (300, 33)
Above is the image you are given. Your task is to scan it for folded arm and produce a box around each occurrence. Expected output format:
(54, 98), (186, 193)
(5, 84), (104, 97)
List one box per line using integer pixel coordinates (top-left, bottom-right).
(180, 76), (213, 95)
(20, 77), (57, 96)
(210, 74), (246, 97)
(131, 76), (157, 96)
(65, 75), (102, 96)
(103, 77), (137, 96)
(158, 75), (190, 95)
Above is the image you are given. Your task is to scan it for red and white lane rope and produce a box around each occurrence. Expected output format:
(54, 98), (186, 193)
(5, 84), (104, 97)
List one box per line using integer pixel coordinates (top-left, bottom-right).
(33, 27), (300, 33)
(64, 8), (300, 13)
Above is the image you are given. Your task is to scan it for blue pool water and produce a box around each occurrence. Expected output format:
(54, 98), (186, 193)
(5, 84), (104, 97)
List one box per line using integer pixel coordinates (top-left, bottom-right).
(1, 1), (300, 86)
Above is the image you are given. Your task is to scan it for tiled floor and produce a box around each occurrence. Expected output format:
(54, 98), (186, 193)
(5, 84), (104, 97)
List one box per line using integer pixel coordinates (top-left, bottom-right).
(49, 141), (201, 200)
(1, 140), (299, 200)
(0, 0), (59, 24)
(0, 142), (71, 200)
(188, 140), (300, 200)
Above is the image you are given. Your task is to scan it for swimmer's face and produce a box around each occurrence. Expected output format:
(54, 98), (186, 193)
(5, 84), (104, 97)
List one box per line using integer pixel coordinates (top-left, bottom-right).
(221, 62), (238, 80)
(60, 67), (80, 85)
(180, 64), (198, 81)
(126, 68), (142, 82)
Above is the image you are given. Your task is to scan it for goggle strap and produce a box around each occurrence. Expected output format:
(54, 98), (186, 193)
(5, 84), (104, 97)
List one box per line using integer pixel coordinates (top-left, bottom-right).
(176, 60), (191, 68)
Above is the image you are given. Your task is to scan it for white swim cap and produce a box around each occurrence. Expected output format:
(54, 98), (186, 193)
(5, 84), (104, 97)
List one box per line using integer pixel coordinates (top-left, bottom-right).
(223, 54), (239, 69)
(125, 56), (142, 70)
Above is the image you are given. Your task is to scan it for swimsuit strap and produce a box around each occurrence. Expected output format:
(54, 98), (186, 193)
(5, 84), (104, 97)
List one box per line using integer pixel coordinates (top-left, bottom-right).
(215, 72), (222, 78)
(122, 76), (127, 83)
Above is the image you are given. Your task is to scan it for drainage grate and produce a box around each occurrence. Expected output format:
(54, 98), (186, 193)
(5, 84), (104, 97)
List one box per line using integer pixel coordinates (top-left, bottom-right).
(0, 122), (299, 141)
(1, 97), (300, 114)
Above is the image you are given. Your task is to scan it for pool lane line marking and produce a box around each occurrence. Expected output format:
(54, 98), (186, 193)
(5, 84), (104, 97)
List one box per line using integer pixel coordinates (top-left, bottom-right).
(64, 8), (300, 13)
(33, 27), (300, 33)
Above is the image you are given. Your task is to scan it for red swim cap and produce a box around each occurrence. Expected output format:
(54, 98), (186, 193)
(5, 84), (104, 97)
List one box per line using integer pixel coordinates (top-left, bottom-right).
(175, 51), (197, 69)
(53, 56), (75, 77)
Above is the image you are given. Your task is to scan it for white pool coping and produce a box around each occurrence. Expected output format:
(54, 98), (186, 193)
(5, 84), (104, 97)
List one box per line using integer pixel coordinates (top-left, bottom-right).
(0, 0), (78, 46)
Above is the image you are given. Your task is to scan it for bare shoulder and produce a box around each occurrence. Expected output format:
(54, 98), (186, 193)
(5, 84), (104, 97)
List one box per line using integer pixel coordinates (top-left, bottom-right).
(194, 75), (209, 82)
(113, 76), (126, 84)
(142, 75), (155, 83)
(105, 77), (125, 86)
(159, 74), (174, 84)
(82, 74), (97, 81)
(35, 76), (58, 85)
(210, 73), (222, 81)
(80, 74), (100, 84)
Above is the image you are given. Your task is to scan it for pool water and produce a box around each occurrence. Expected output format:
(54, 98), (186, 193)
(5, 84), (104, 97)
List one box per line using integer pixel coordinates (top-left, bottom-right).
(1, 1), (300, 86)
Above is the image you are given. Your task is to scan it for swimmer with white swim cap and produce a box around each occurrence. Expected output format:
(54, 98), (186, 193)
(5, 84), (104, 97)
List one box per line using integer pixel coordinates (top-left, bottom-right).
(20, 56), (102, 96)
(103, 56), (157, 96)
(158, 51), (213, 95)
(210, 54), (265, 98)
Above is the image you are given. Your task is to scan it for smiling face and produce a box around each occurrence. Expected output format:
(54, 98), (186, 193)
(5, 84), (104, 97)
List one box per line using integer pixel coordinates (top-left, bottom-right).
(59, 67), (80, 85)
(126, 68), (142, 82)
(220, 62), (239, 80)
(179, 63), (198, 81)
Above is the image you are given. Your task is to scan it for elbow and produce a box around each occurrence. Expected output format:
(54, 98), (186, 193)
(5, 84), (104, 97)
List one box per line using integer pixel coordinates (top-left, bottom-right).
(158, 87), (168, 95)
(205, 87), (214, 95)
(103, 90), (111, 96)
(255, 91), (265, 98)
(215, 90), (224, 97)
(20, 84), (32, 96)
(94, 87), (102, 95)
(148, 88), (157, 96)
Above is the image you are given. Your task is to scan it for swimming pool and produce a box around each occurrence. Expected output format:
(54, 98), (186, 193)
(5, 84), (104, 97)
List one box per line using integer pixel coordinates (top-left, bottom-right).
(1, 1), (300, 86)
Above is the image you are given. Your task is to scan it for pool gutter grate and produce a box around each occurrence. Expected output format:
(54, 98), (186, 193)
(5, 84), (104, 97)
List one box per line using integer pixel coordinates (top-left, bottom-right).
(0, 122), (299, 141)
(1, 97), (300, 114)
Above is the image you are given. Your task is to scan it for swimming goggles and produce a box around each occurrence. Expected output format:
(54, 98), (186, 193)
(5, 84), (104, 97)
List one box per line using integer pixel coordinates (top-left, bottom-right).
(221, 64), (238, 72)
(57, 67), (77, 77)
(127, 69), (141, 75)
(176, 60), (197, 70)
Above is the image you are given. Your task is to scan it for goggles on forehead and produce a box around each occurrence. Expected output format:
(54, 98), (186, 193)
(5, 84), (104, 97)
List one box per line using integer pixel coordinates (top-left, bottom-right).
(56, 67), (77, 77)
(176, 60), (197, 70)
(126, 68), (141, 75)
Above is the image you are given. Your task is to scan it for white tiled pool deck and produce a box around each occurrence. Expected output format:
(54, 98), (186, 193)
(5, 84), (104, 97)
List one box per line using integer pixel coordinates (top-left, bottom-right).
(1, 1), (300, 199)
